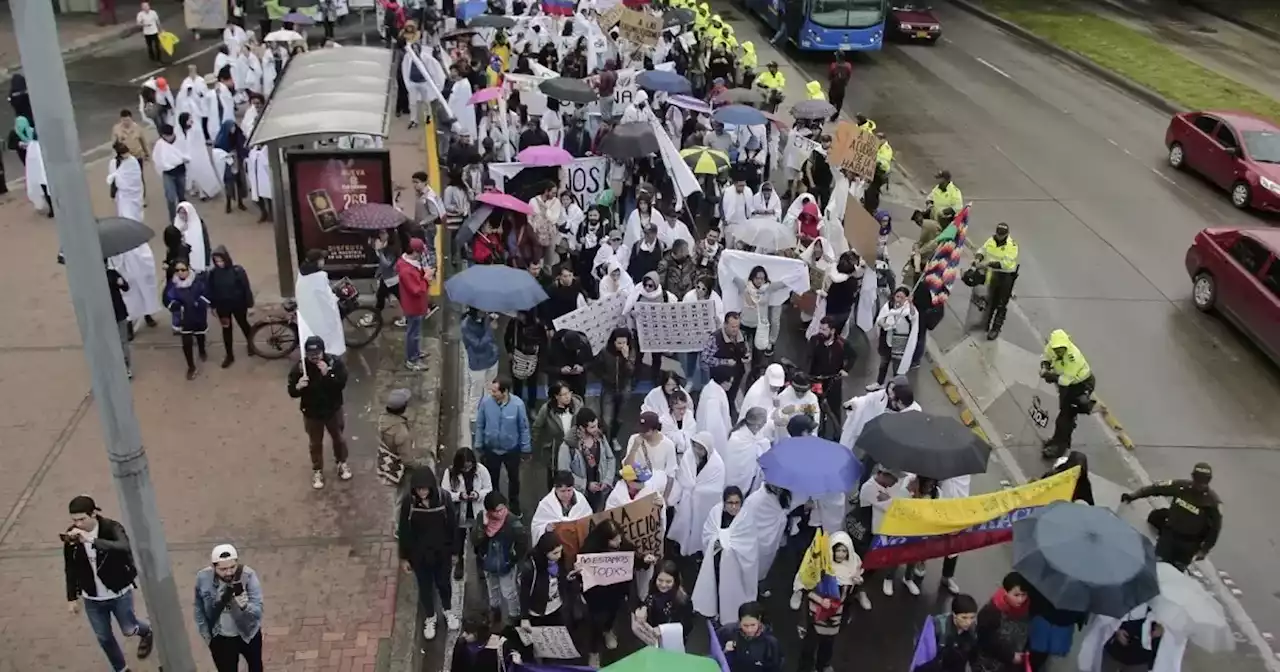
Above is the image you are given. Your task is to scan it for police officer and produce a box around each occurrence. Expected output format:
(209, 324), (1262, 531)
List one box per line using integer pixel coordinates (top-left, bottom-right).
(1039, 329), (1095, 459)
(925, 170), (964, 221)
(1121, 463), (1222, 571)
(755, 62), (786, 111)
(972, 222), (1019, 340)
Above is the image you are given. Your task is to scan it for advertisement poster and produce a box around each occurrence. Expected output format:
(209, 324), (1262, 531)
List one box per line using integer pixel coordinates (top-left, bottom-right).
(286, 150), (392, 277)
(184, 0), (228, 31)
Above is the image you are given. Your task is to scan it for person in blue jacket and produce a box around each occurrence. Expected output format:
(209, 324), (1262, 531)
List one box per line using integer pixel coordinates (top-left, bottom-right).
(474, 378), (531, 515)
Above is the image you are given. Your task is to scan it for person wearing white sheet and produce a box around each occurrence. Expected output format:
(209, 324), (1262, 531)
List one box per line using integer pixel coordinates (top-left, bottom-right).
(174, 202), (211, 273)
(176, 65), (210, 142)
(177, 113), (222, 200)
(720, 407), (770, 495)
(246, 144), (273, 222)
(621, 411), (679, 497)
(691, 481), (790, 621)
(294, 249), (347, 358)
(530, 471), (594, 546)
(107, 142), (145, 222)
(109, 241), (162, 336)
(596, 258), (634, 300)
(696, 366), (734, 457)
(868, 285), (919, 389)
(640, 371), (688, 420)
(622, 195), (695, 252)
(667, 431), (725, 557)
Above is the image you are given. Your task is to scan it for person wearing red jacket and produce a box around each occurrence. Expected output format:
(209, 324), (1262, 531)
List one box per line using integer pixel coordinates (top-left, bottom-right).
(396, 238), (434, 371)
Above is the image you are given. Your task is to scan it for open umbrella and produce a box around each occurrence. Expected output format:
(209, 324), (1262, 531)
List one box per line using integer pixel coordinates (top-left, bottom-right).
(338, 203), (408, 230)
(516, 144), (574, 167)
(712, 104), (767, 126)
(454, 205), (494, 248)
(539, 77), (599, 103)
(446, 264), (549, 312)
(601, 647), (720, 672)
(468, 86), (503, 104)
(662, 7), (696, 27)
(759, 436), (861, 497)
(856, 412), (991, 479)
(281, 11), (316, 25)
(791, 99), (837, 120)
(680, 146), (730, 175)
(97, 217), (155, 257)
(599, 122), (660, 159)
(714, 88), (765, 106)
(469, 14), (516, 28)
(762, 110), (792, 130)
(732, 216), (796, 252)
(668, 94), (713, 115)
(1150, 562), (1234, 652)
(1013, 501), (1160, 617)
(636, 70), (692, 94)
(264, 29), (304, 43)
(476, 191), (534, 215)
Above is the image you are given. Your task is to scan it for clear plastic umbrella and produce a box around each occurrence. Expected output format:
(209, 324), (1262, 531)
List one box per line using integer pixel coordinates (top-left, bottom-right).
(1150, 562), (1235, 652)
(730, 216), (796, 253)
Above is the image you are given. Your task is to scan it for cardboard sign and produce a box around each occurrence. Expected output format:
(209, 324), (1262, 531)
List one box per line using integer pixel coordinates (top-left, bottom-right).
(618, 9), (661, 46)
(844, 192), (881, 260)
(827, 121), (878, 179)
(527, 626), (580, 659)
(577, 551), (635, 589)
(599, 4), (626, 30)
(550, 493), (663, 561)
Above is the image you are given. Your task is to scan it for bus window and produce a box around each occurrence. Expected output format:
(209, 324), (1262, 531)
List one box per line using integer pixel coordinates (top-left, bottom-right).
(810, 0), (886, 28)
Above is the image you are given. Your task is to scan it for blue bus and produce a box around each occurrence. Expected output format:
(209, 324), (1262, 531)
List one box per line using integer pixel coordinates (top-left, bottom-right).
(742, 0), (887, 52)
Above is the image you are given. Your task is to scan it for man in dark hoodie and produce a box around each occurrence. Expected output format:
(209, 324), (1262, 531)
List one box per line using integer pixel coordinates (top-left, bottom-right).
(719, 601), (783, 672)
(206, 246), (254, 368)
(398, 468), (460, 641)
(287, 336), (352, 489)
(545, 329), (592, 400)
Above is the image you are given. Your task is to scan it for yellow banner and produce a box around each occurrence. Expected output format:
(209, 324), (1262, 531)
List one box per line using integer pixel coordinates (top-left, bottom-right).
(878, 467), (1080, 537)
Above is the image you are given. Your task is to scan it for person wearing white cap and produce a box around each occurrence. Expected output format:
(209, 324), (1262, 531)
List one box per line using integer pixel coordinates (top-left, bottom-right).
(193, 544), (264, 671)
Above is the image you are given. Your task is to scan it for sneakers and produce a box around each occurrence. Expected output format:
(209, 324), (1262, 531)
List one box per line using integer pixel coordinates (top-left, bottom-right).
(136, 629), (154, 659)
(904, 579), (921, 596)
(866, 382), (884, 392)
(394, 316), (407, 328)
(312, 470), (325, 489)
(406, 360), (427, 371)
(357, 314), (376, 328)
(789, 590), (803, 610)
(445, 612), (461, 631)
(857, 591), (872, 611)
(942, 578), (960, 594)
(603, 631), (618, 650)
(337, 462), (353, 481)
(882, 578), (894, 596)
(221, 355), (235, 369)
(423, 617), (437, 640)
(913, 564), (927, 578)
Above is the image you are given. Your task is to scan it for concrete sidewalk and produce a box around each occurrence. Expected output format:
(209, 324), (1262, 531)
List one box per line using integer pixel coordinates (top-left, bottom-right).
(0, 121), (435, 672)
(0, 0), (148, 78)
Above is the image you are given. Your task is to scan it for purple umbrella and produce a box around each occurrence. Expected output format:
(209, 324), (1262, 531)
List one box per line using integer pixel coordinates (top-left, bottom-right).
(281, 11), (316, 25)
(759, 436), (861, 497)
(338, 203), (408, 230)
(669, 94), (712, 115)
(516, 145), (574, 167)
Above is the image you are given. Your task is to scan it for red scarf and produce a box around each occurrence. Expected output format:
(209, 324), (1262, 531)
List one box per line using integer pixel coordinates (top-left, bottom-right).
(990, 588), (1030, 620)
(484, 507), (509, 537)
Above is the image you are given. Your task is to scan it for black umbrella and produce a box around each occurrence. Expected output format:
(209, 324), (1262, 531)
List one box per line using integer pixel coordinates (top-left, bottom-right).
(791, 99), (837, 120)
(97, 217), (155, 258)
(599, 122), (660, 159)
(469, 14), (516, 28)
(454, 204), (495, 248)
(1013, 501), (1160, 617)
(663, 7), (695, 27)
(855, 412), (991, 479)
(539, 77), (599, 104)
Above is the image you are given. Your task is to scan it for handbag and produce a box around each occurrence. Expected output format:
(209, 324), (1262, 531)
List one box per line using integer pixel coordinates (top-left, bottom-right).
(511, 348), (538, 380)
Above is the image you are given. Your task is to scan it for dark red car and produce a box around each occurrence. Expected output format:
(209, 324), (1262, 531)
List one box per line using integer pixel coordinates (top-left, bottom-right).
(1185, 227), (1280, 363)
(888, 3), (941, 43)
(1165, 110), (1280, 211)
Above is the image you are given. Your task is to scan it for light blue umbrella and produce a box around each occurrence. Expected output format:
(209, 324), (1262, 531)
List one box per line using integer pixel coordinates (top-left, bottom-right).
(445, 264), (549, 313)
(712, 104), (767, 126)
(637, 70), (693, 94)
(759, 436), (861, 497)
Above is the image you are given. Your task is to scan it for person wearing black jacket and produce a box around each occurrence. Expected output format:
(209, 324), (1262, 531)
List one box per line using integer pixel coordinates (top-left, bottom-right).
(518, 532), (585, 641)
(63, 495), (155, 671)
(920, 594), (980, 672)
(540, 265), (586, 324)
(579, 520), (654, 662)
(398, 468), (461, 641)
(545, 329), (592, 399)
(1026, 583), (1086, 672)
(107, 265), (134, 378)
(505, 311), (548, 416)
(206, 246), (254, 368)
(287, 336), (352, 490)
(807, 316), (856, 434)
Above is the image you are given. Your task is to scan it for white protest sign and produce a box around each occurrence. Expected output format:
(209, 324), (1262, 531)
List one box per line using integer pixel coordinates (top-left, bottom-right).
(528, 625), (580, 659)
(613, 69), (639, 108)
(785, 132), (822, 171)
(577, 551), (635, 589)
(487, 157), (607, 212)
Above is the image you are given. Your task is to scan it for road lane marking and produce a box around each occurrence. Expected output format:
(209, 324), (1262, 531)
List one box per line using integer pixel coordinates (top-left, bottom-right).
(975, 56), (1012, 79)
(127, 43), (220, 83)
(1149, 167), (1177, 185)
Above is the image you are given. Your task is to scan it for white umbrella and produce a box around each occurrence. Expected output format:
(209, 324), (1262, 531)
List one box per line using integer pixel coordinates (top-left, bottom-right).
(731, 216), (796, 253)
(1150, 562), (1235, 652)
(264, 29), (304, 43)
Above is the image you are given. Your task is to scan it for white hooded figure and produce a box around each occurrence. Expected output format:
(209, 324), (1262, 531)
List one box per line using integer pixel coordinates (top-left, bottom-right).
(784, 192), (818, 232)
(596, 259), (634, 299)
(479, 108), (519, 162)
(691, 483), (789, 620)
(241, 98), (264, 140)
(1076, 604), (1187, 672)
(244, 48), (264, 95)
(620, 90), (657, 125)
(174, 202), (211, 273)
(530, 485), (594, 546)
(262, 49), (278, 99)
(659, 394), (699, 478)
(246, 145), (273, 204)
(447, 73), (477, 140)
(720, 408), (771, 494)
(222, 22), (248, 57)
(593, 234), (630, 276)
(107, 152), (145, 222)
(771, 377), (821, 431)
(667, 432), (726, 557)
(695, 368), (733, 457)
(108, 243), (163, 325)
(214, 48), (233, 84)
(750, 182), (783, 223)
(210, 78), (236, 132)
(176, 68), (210, 131)
(25, 140), (49, 213)
(624, 271), (679, 319)
(641, 375), (690, 419)
(295, 253), (347, 357)
(178, 116), (222, 199)
(623, 200), (695, 251)
(741, 363), (787, 427)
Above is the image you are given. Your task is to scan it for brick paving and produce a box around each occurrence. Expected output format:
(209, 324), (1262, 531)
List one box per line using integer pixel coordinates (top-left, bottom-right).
(0, 121), (432, 671)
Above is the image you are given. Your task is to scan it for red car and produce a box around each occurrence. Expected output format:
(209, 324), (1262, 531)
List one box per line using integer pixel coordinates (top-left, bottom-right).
(1185, 227), (1280, 363)
(888, 3), (941, 43)
(1165, 110), (1280, 211)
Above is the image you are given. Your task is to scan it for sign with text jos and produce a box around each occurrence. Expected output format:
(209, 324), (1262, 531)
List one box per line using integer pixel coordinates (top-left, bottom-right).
(577, 551), (635, 589)
(551, 493), (662, 561)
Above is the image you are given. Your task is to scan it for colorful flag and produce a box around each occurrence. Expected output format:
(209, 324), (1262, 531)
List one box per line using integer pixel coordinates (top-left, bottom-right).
(910, 616), (938, 670)
(707, 621), (732, 672)
(542, 0), (576, 15)
(920, 204), (970, 306)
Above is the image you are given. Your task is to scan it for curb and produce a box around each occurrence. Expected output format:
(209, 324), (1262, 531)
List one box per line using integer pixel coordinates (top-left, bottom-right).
(945, 0), (1187, 116)
(1179, 0), (1280, 44)
(1, 24), (142, 81)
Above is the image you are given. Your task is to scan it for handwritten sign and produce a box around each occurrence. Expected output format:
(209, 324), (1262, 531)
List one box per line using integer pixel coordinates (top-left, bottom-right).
(827, 121), (878, 179)
(551, 493), (663, 561)
(527, 625), (580, 659)
(618, 9), (661, 46)
(599, 4), (625, 30)
(578, 551), (635, 589)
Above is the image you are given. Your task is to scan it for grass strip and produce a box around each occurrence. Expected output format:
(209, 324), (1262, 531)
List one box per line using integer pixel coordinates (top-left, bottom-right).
(980, 0), (1280, 124)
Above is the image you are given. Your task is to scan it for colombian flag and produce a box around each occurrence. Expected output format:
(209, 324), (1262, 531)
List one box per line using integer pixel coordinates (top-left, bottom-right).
(542, 0), (575, 16)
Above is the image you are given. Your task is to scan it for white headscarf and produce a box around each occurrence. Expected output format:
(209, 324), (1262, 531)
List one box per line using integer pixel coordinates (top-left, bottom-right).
(174, 202), (209, 273)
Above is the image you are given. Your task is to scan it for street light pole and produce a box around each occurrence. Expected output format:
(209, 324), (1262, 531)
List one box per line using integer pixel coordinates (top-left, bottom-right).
(9, 3), (198, 671)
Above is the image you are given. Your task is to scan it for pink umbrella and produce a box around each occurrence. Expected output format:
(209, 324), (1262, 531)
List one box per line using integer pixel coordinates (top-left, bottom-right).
(468, 87), (503, 105)
(516, 144), (574, 167)
(477, 191), (534, 215)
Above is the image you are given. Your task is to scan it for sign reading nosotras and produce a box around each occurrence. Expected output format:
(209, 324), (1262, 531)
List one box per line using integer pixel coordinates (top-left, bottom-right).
(618, 8), (661, 46)
(827, 121), (879, 179)
(599, 4), (626, 30)
(551, 493), (663, 561)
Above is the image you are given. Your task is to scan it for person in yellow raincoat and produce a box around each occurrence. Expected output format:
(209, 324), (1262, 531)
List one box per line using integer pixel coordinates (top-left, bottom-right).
(756, 61), (786, 110)
(875, 133), (893, 174)
(972, 222), (1018, 340)
(855, 113), (876, 134)
(740, 41), (758, 87)
(805, 81), (826, 100)
(925, 169), (963, 221)
(1039, 329), (1095, 459)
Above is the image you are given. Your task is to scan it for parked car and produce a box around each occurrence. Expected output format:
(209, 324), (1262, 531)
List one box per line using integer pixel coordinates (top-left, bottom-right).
(887, 3), (941, 43)
(1165, 110), (1280, 211)
(1184, 226), (1280, 362)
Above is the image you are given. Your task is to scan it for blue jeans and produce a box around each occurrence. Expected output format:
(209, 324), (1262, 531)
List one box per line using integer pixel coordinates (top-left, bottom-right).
(83, 590), (151, 672)
(162, 169), (185, 221)
(682, 353), (707, 392)
(404, 314), (423, 363)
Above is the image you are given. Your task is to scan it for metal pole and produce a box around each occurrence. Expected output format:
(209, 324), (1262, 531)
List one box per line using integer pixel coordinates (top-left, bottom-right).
(270, 143), (295, 297)
(9, 3), (198, 672)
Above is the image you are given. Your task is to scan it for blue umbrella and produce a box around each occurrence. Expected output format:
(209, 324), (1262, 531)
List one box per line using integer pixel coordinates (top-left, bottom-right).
(636, 70), (692, 94)
(712, 104), (767, 126)
(758, 436), (861, 497)
(281, 11), (316, 25)
(445, 265), (549, 313)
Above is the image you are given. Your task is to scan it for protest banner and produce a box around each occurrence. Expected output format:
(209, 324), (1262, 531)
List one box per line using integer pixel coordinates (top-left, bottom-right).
(599, 4), (625, 29)
(861, 467), (1081, 569)
(843, 191), (880, 259)
(827, 121), (878, 179)
(553, 291), (628, 354)
(487, 157), (607, 212)
(551, 493), (663, 561)
(613, 69), (638, 108)
(527, 626), (580, 660)
(618, 9), (661, 46)
(578, 551), (635, 589)
(632, 300), (720, 353)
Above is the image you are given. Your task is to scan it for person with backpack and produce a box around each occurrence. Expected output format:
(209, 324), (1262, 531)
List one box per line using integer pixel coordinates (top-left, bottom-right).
(473, 492), (528, 627)
(398, 468), (461, 641)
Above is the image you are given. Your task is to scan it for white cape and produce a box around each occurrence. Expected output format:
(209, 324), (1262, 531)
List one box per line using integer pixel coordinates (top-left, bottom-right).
(531, 489), (593, 545)
(1077, 606), (1187, 672)
(180, 125), (222, 199)
(660, 414), (700, 504)
(25, 140), (48, 210)
(668, 445), (725, 556)
(176, 76), (209, 125)
(448, 78), (478, 140)
(840, 388), (890, 451)
(246, 145), (272, 201)
(108, 243), (162, 321)
(721, 427), (768, 494)
(695, 382), (733, 458)
(107, 155), (145, 222)
(295, 268), (347, 357)
(175, 202), (209, 273)
(691, 487), (787, 619)
(717, 250), (810, 312)
(623, 209), (694, 251)
(641, 386), (688, 418)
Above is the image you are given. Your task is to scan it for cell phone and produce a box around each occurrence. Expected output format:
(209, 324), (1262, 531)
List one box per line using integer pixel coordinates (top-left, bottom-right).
(308, 189), (342, 233)
(59, 532), (75, 544)
(232, 583), (245, 597)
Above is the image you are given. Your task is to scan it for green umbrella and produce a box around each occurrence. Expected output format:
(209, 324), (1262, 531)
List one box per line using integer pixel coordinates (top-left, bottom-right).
(601, 648), (721, 672)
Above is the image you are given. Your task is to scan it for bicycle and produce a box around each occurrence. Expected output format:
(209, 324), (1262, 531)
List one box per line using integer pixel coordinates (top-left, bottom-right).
(248, 279), (384, 359)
